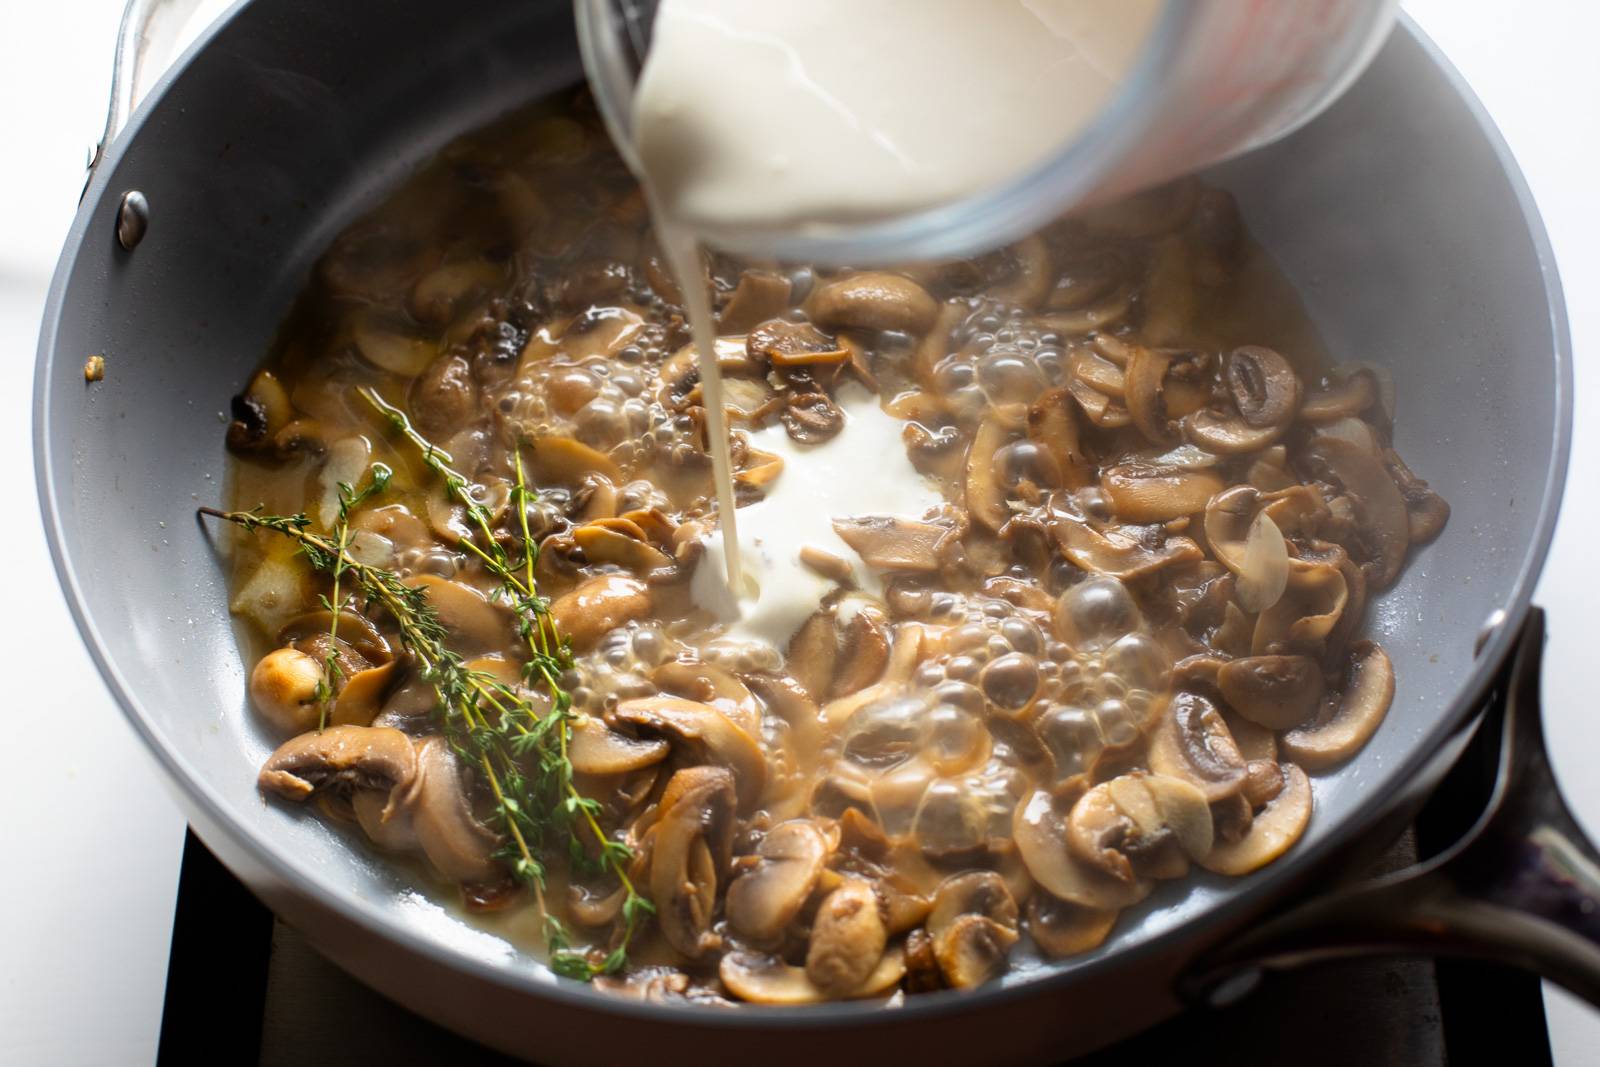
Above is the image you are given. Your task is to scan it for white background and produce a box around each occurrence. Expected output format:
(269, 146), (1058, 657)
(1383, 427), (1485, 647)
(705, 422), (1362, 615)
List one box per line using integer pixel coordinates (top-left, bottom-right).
(0, 1), (1594, 1063)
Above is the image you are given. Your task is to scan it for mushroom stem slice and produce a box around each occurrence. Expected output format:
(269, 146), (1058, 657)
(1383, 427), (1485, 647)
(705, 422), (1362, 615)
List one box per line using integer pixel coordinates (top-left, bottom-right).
(1200, 763), (1313, 876)
(1281, 641), (1395, 770)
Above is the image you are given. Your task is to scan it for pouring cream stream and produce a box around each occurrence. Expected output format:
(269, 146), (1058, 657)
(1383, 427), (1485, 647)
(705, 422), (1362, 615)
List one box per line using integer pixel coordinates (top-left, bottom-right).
(626, 0), (1160, 644)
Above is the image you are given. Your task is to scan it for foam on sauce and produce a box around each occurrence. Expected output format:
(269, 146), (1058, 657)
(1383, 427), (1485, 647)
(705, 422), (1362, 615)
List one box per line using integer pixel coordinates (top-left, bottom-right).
(690, 384), (945, 646)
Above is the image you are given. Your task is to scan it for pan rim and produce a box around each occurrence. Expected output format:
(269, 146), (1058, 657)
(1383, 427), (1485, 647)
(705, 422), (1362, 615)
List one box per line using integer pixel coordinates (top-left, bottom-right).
(31, 5), (1574, 1030)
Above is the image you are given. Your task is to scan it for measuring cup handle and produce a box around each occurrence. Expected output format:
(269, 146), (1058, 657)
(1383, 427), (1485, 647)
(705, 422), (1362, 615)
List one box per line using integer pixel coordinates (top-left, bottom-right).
(88, 0), (205, 183)
(1180, 608), (1600, 1008)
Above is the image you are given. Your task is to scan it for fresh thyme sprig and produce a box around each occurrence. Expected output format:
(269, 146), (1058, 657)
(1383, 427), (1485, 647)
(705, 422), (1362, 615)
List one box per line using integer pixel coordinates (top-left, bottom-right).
(315, 463), (393, 729)
(354, 386), (653, 976)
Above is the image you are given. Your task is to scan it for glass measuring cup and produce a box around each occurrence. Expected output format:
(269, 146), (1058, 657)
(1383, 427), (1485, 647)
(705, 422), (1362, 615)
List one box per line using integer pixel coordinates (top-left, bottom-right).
(576, 0), (1399, 265)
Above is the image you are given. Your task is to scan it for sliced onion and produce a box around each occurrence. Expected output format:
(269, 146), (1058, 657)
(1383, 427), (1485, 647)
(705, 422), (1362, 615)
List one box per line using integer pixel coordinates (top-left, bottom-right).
(1236, 511), (1289, 614)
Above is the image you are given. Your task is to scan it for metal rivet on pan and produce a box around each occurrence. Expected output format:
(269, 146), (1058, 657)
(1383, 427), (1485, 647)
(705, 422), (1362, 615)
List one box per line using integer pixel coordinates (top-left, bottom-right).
(1475, 608), (1507, 659)
(1205, 968), (1262, 1008)
(116, 190), (149, 250)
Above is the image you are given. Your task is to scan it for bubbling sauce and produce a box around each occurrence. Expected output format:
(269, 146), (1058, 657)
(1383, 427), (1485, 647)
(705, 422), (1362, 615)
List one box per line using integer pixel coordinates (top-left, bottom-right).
(219, 94), (1447, 1003)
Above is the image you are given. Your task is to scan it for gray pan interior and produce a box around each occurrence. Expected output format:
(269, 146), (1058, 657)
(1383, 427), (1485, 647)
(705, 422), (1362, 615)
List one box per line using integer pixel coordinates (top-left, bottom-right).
(33, 0), (1570, 1051)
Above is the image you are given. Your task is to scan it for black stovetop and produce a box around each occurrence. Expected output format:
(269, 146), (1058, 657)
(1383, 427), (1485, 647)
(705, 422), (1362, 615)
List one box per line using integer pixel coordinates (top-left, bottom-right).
(154, 716), (1552, 1067)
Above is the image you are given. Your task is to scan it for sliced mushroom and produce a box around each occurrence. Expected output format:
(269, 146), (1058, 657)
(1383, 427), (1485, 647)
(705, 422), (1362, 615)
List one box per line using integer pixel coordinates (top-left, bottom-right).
(573, 521), (673, 571)
(1147, 690), (1247, 802)
(1251, 561), (1349, 655)
(725, 820), (831, 942)
(1013, 789), (1152, 910)
(833, 608), (892, 699)
(833, 516), (952, 572)
(1048, 512), (1203, 580)
(527, 434), (624, 487)
(781, 391), (845, 444)
(1027, 893), (1119, 958)
(409, 738), (502, 883)
(351, 309), (436, 377)
(1300, 427), (1409, 589)
(1026, 387), (1093, 489)
(807, 880), (889, 994)
(408, 576), (510, 653)
(1225, 346), (1300, 428)
(650, 766), (738, 958)
(1201, 763), (1312, 875)
(259, 725), (417, 802)
(1100, 464), (1225, 523)
(1181, 407), (1285, 455)
(746, 318), (847, 366)
(719, 947), (906, 1005)
(966, 415), (1015, 531)
(1067, 772), (1214, 882)
(1282, 641), (1395, 769)
(1123, 345), (1206, 444)
(226, 369), (294, 453)
(925, 872), (1021, 989)
(567, 715), (670, 776)
(1234, 510), (1290, 614)
(1384, 448), (1451, 545)
(719, 271), (792, 334)
(786, 610), (839, 703)
(1217, 655), (1325, 730)
(330, 659), (405, 728)
(1299, 369), (1377, 422)
(611, 696), (767, 809)
(807, 272), (938, 335)
(408, 259), (502, 328)
(1204, 485), (1260, 574)
(650, 659), (763, 737)
(549, 575), (653, 652)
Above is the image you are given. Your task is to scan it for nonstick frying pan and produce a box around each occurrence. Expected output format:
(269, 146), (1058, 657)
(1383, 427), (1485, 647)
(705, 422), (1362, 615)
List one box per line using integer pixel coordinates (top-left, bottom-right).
(32, 1), (1584, 1062)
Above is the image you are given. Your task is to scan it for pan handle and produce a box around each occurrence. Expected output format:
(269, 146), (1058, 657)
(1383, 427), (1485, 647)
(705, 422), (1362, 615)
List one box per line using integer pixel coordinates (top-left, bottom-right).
(1180, 608), (1600, 1007)
(88, 0), (205, 180)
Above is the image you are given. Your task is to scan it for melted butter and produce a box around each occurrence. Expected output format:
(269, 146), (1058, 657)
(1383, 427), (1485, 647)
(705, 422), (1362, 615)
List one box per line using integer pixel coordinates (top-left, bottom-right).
(690, 384), (944, 646)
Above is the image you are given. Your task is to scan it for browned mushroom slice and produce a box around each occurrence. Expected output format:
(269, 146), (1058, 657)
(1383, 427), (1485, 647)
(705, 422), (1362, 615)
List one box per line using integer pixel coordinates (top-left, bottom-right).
(650, 659), (763, 736)
(1300, 424), (1410, 589)
(1383, 448), (1451, 544)
(719, 271), (792, 334)
(226, 369), (294, 454)
(650, 766), (738, 958)
(1014, 789), (1153, 910)
(1251, 561), (1349, 655)
(785, 609), (839, 702)
(573, 521), (673, 571)
(330, 659), (405, 728)
(259, 724), (417, 802)
(1217, 655), (1324, 731)
(279, 609), (392, 666)
(567, 715), (670, 776)
(1067, 772), (1214, 882)
(806, 272), (938, 335)
(1201, 763), (1313, 875)
(527, 434), (624, 487)
(350, 308), (437, 377)
(1026, 387), (1093, 489)
(1148, 690), (1248, 802)
(925, 872), (1021, 989)
(1047, 512), (1203, 581)
(807, 880), (890, 994)
(408, 259), (503, 328)
(725, 820), (831, 942)
(409, 738), (502, 883)
(1282, 642), (1395, 770)
(781, 391), (846, 443)
(1299, 369), (1378, 422)
(746, 318), (847, 366)
(832, 608), (892, 698)
(965, 415), (1015, 532)
(1203, 484), (1260, 574)
(832, 516), (951, 572)
(719, 947), (906, 1005)
(1100, 464), (1225, 523)
(1181, 407), (1286, 455)
(549, 575), (653, 652)
(1225, 346), (1301, 428)
(1122, 345), (1194, 444)
(611, 696), (767, 809)
(406, 576), (510, 653)
(1027, 894), (1119, 958)
(983, 234), (1053, 307)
